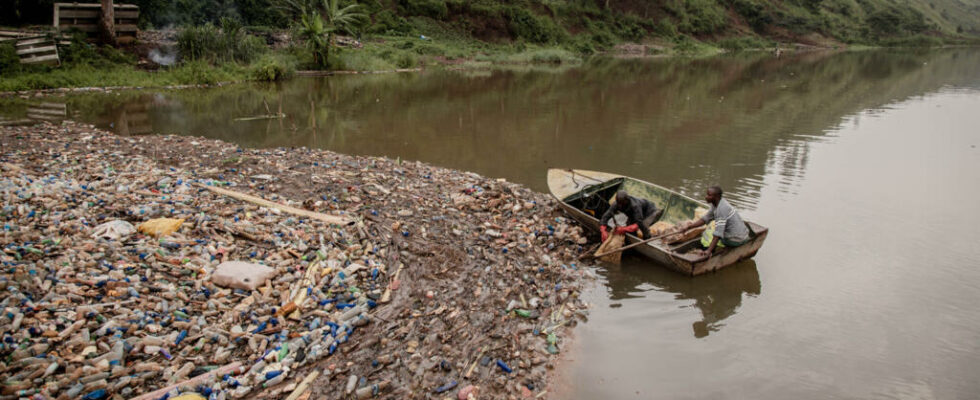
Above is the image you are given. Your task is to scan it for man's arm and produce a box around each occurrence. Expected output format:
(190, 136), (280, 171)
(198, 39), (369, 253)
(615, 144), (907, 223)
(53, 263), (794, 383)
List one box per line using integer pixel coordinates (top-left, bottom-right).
(599, 207), (614, 228)
(685, 218), (706, 230)
(701, 235), (720, 259)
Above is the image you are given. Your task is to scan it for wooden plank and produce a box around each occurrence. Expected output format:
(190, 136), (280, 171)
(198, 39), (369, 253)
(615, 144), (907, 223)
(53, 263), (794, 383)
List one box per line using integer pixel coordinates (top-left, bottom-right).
(0, 31), (33, 38)
(57, 9), (139, 19)
(16, 46), (57, 56)
(57, 9), (99, 19)
(39, 103), (67, 110)
(58, 24), (138, 32)
(20, 54), (60, 65)
(14, 37), (49, 46)
(54, 3), (138, 10)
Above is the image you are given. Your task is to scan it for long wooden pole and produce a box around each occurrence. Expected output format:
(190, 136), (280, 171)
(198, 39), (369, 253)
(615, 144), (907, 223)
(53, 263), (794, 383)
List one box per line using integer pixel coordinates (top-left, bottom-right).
(591, 228), (694, 258)
(199, 184), (353, 226)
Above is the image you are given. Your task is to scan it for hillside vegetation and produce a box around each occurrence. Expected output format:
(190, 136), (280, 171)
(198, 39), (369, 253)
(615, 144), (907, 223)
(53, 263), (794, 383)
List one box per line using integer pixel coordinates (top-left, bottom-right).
(5, 0), (980, 46)
(352, 0), (980, 46)
(2, 0), (978, 92)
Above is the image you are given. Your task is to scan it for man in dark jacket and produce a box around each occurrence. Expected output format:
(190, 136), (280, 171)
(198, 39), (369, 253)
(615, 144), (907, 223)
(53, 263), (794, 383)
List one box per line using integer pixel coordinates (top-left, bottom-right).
(599, 191), (662, 241)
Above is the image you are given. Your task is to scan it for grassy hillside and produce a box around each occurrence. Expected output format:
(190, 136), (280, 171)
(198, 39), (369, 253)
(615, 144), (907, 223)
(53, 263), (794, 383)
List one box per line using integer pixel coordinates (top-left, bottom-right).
(357, 0), (980, 46)
(2, 0), (978, 92)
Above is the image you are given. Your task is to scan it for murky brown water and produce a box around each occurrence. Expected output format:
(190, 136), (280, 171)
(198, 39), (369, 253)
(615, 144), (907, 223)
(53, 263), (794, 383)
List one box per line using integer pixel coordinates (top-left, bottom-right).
(5, 48), (980, 399)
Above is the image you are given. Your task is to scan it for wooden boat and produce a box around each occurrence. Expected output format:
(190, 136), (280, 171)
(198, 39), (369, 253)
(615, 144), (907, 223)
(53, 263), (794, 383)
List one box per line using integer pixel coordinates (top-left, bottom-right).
(547, 169), (768, 276)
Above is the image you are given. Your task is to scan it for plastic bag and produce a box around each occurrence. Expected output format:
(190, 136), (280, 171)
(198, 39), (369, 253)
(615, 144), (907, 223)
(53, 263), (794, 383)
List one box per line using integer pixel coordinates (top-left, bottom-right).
(137, 218), (185, 237)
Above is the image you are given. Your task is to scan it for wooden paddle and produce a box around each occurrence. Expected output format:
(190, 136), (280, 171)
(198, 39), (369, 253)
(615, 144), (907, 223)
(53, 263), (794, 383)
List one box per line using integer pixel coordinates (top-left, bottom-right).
(591, 226), (696, 259)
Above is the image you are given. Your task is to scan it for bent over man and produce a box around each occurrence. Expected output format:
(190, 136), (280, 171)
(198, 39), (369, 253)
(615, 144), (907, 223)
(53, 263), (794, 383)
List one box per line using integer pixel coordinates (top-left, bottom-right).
(599, 191), (662, 241)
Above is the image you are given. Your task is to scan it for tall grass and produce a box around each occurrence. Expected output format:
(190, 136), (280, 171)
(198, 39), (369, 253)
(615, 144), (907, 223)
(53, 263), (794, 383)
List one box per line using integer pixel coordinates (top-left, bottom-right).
(177, 18), (266, 63)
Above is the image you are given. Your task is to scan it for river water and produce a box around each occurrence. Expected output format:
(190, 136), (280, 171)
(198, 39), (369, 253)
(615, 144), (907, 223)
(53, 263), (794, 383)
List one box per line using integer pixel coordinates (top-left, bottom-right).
(6, 48), (980, 399)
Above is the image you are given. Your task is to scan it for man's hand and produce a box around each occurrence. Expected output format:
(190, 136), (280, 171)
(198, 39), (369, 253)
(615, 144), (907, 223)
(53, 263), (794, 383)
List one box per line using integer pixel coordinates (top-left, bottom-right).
(614, 224), (639, 235)
(600, 226), (609, 242)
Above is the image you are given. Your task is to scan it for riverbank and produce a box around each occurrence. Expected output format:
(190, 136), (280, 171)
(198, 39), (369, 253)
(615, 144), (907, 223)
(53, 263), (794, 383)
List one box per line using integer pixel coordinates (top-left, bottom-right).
(0, 121), (595, 399)
(0, 27), (825, 96)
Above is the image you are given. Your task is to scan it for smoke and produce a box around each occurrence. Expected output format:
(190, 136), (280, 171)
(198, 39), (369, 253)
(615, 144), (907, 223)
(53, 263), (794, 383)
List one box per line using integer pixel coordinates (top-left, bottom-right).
(149, 47), (177, 66)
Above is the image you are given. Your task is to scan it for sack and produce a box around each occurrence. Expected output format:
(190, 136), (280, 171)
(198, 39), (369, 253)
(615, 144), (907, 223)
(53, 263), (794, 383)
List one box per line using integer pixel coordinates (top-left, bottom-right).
(137, 218), (185, 237)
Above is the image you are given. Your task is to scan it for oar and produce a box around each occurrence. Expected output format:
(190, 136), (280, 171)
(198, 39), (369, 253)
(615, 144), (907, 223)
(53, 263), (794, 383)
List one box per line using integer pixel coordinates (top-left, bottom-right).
(591, 226), (695, 258)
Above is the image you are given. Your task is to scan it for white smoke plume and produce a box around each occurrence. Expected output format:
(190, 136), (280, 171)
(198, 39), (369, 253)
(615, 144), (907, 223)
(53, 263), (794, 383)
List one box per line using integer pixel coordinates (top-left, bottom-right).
(149, 47), (177, 66)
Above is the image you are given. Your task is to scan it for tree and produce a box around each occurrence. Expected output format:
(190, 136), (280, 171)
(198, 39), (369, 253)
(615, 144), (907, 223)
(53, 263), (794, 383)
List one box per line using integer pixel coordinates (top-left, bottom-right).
(297, 11), (329, 66)
(277, 0), (366, 67)
(101, 0), (117, 46)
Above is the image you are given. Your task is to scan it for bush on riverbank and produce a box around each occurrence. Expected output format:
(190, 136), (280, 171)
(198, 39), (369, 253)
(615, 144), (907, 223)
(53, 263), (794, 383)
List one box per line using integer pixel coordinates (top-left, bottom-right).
(717, 36), (777, 51)
(177, 18), (267, 63)
(249, 54), (298, 81)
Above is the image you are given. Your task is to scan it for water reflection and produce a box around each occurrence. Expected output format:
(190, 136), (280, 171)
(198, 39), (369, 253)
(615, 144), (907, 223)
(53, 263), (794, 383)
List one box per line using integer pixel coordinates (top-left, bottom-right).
(3, 49), (977, 215)
(601, 256), (760, 338)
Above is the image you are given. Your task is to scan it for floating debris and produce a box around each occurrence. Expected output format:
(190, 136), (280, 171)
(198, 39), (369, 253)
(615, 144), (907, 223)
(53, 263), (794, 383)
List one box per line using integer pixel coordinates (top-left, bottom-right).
(0, 121), (593, 399)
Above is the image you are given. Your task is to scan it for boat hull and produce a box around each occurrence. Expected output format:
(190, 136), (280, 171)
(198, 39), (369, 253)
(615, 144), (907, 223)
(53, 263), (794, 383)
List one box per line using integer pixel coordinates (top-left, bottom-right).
(548, 169), (768, 276)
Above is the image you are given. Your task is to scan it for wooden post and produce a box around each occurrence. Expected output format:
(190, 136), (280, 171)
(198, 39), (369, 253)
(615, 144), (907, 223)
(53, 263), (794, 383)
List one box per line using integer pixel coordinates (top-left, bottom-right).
(100, 0), (117, 46)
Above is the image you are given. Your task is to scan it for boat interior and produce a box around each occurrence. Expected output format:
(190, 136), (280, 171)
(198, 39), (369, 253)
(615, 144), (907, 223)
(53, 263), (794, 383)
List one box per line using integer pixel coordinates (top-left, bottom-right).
(560, 177), (739, 253)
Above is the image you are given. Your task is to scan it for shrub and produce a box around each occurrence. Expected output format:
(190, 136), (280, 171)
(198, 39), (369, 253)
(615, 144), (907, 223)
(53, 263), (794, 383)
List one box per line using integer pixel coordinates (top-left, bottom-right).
(566, 35), (597, 55)
(731, 0), (772, 32)
(614, 15), (647, 41)
(400, 0), (448, 19)
(0, 43), (21, 74)
(684, 0), (728, 34)
(505, 7), (566, 44)
(177, 18), (266, 63)
(717, 36), (773, 51)
(249, 54), (296, 81)
(866, 7), (929, 37)
(673, 36), (701, 54)
(655, 18), (678, 39)
(528, 48), (577, 64)
(393, 51), (418, 68)
(369, 9), (413, 34)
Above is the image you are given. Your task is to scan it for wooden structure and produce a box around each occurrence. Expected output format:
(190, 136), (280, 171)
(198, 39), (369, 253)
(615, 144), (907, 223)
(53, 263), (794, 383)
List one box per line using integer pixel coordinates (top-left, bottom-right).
(14, 36), (60, 65)
(0, 31), (66, 65)
(547, 169), (769, 275)
(54, 2), (139, 43)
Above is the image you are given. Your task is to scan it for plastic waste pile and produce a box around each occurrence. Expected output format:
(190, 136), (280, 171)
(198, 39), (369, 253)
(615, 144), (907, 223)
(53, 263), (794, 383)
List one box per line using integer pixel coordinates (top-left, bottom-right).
(0, 122), (593, 399)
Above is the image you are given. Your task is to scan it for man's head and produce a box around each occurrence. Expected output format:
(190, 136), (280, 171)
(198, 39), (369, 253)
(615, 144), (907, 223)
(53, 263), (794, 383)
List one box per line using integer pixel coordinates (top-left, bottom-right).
(705, 185), (723, 205)
(615, 191), (630, 211)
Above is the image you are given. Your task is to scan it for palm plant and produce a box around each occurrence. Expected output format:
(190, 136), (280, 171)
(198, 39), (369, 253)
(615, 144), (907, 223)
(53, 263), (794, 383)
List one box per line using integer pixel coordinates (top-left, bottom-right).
(277, 0), (366, 68)
(297, 11), (329, 66)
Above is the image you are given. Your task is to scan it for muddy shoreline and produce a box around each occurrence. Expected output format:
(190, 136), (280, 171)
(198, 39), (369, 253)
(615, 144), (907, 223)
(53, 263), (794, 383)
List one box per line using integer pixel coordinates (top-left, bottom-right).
(0, 122), (595, 399)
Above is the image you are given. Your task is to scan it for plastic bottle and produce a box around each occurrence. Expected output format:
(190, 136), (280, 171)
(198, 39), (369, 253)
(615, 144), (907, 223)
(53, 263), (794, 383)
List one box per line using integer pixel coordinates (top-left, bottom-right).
(434, 380), (458, 393)
(496, 359), (513, 373)
(345, 374), (358, 394)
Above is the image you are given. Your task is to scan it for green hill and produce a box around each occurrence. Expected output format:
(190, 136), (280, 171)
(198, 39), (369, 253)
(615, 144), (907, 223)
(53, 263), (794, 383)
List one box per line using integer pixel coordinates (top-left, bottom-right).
(357, 0), (980, 46)
(5, 0), (978, 47)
